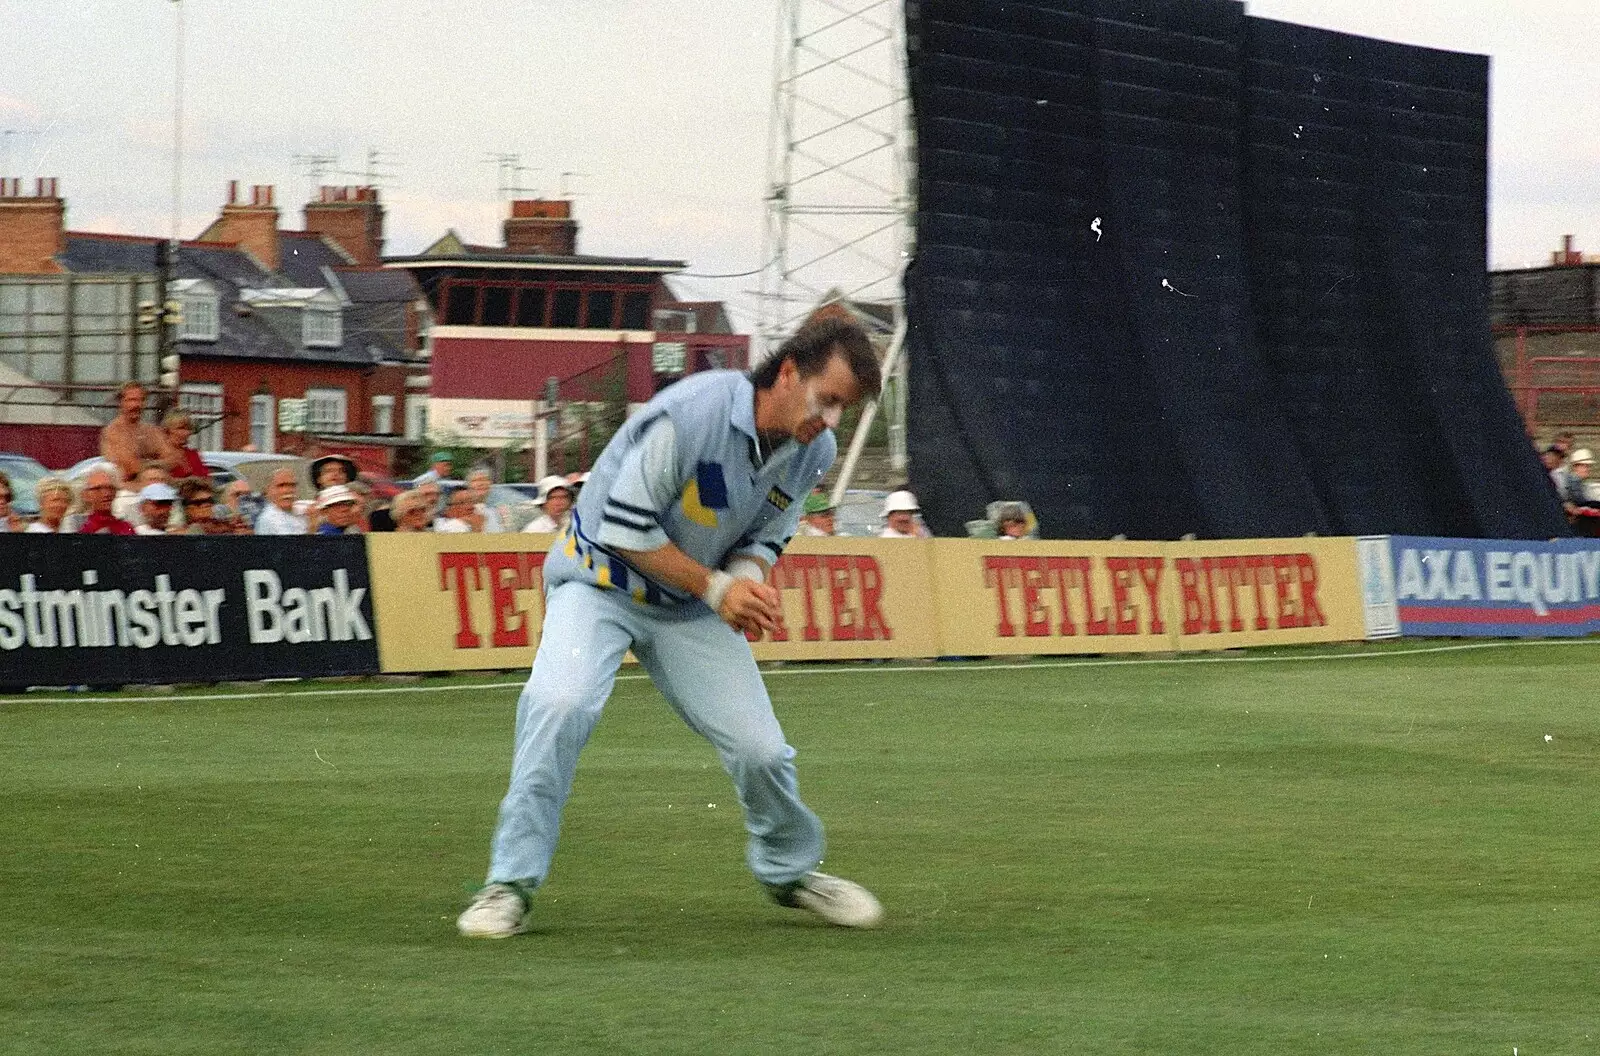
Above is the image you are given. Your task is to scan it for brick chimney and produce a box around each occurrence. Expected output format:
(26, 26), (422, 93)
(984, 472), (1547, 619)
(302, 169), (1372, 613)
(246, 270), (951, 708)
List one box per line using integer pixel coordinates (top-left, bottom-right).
(503, 199), (578, 256)
(0, 177), (66, 273)
(1552, 234), (1584, 267)
(304, 185), (385, 265)
(212, 182), (280, 271)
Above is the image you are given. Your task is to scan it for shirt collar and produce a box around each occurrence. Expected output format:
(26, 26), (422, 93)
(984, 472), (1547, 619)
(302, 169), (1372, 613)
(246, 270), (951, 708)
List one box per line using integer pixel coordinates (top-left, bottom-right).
(731, 373), (759, 442)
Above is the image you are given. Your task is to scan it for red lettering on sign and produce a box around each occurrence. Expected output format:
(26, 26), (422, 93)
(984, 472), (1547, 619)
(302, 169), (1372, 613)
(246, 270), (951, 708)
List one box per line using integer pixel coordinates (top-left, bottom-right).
(855, 556), (892, 641)
(1042, 557), (1081, 635)
(983, 556), (1019, 637)
(1270, 554), (1300, 629)
(1297, 553), (1325, 628)
(1135, 556), (1166, 636)
(1176, 557), (1206, 635)
(825, 556), (857, 640)
(483, 552), (529, 648)
(776, 555), (822, 642)
(1019, 560), (1051, 637)
(439, 552), (483, 649)
(1103, 557), (1140, 635)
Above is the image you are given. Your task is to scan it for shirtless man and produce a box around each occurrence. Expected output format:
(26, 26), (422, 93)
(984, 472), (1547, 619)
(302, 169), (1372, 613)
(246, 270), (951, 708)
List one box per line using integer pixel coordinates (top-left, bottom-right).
(100, 383), (180, 482)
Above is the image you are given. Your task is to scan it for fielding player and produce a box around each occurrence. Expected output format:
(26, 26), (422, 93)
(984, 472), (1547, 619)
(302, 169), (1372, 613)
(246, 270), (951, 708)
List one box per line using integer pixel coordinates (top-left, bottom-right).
(459, 318), (885, 937)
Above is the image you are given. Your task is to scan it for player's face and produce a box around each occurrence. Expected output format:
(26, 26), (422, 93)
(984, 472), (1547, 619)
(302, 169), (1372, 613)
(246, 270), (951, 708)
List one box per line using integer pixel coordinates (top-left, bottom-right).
(786, 350), (861, 445)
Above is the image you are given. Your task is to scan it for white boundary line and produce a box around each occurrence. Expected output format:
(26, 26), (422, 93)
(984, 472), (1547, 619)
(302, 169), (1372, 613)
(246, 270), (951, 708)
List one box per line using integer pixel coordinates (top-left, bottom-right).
(4, 638), (1596, 706)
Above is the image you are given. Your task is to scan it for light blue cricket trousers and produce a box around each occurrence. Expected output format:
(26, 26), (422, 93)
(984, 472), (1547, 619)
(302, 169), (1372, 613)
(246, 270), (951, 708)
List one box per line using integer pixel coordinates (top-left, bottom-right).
(486, 579), (824, 888)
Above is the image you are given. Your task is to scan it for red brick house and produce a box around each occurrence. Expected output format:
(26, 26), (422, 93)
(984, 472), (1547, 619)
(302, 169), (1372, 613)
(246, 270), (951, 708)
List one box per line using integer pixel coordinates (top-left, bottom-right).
(0, 178), (428, 473)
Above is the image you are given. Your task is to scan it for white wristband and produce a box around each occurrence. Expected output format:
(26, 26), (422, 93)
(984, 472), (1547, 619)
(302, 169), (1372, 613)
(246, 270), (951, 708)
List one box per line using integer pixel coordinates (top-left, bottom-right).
(725, 557), (767, 584)
(701, 570), (736, 613)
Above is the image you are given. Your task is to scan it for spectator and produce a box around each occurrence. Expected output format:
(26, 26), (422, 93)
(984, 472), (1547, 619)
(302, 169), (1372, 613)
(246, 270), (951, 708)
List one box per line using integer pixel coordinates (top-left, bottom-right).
(134, 482), (180, 535)
(797, 491), (836, 537)
(466, 468), (504, 532)
(391, 489), (433, 532)
(994, 502), (1032, 540)
(178, 478), (243, 535)
(1542, 446), (1568, 494)
(413, 480), (443, 519)
(1562, 449), (1596, 513)
(416, 450), (454, 485)
(100, 382), (180, 482)
(162, 410), (209, 480)
(523, 475), (574, 534)
(0, 471), (25, 532)
(880, 490), (924, 538)
(114, 462), (172, 526)
(434, 487), (477, 532)
(255, 468), (308, 535)
(77, 467), (135, 535)
(27, 477), (74, 533)
(309, 454), (357, 491)
(314, 485), (363, 535)
(220, 479), (259, 529)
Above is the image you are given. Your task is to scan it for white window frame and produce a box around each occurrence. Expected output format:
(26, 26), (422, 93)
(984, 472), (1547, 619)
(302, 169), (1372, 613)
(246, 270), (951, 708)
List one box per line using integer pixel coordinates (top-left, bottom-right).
(305, 387), (347, 435)
(178, 382), (225, 450)
(404, 395), (428, 440)
(371, 394), (394, 435)
(177, 289), (219, 342)
(303, 305), (343, 349)
(249, 393), (276, 453)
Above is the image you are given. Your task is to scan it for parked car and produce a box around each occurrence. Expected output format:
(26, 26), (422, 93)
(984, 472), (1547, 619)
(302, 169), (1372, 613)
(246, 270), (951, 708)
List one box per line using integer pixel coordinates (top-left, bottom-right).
(0, 452), (51, 517)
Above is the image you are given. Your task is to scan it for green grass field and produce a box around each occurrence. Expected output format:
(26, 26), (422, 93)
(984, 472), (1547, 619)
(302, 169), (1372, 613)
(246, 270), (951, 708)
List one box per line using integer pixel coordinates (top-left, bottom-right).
(3, 641), (1598, 1055)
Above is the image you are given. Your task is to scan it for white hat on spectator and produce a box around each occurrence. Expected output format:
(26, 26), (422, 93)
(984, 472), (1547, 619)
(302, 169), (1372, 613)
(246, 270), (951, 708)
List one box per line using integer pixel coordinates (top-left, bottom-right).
(883, 490), (920, 515)
(1571, 449), (1594, 465)
(139, 482), (178, 502)
(316, 484), (359, 509)
(536, 474), (573, 505)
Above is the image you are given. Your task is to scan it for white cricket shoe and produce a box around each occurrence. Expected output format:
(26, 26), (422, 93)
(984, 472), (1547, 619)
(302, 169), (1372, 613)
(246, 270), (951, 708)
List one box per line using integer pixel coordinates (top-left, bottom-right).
(457, 882), (530, 938)
(771, 871), (884, 928)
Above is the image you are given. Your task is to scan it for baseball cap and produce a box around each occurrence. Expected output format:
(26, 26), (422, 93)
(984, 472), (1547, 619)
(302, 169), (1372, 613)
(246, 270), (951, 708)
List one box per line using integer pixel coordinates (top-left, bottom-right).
(139, 482), (178, 502)
(803, 491), (836, 515)
(431, 450), (454, 464)
(316, 484), (359, 509)
(1571, 448), (1594, 464)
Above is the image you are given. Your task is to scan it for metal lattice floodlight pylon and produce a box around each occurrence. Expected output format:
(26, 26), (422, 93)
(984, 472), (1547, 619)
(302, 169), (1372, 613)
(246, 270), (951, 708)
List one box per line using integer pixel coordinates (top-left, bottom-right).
(759, 0), (915, 477)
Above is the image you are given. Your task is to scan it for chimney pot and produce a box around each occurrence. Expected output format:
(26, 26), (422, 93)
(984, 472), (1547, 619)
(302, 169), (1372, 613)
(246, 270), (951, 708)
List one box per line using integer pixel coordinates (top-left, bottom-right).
(228, 179), (239, 205)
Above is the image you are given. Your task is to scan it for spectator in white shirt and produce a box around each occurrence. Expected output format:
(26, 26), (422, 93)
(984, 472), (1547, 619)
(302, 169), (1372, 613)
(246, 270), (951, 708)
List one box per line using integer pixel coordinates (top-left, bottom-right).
(434, 488), (477, 533)
(27, 477), (74, 533)
(391, 489), (434, 532)
(254, 468), (308, 535)
(466, 468), (504, 532)
(134, 482), (180, 535)
(522, 475), (574, 534)
(879, 490), (925, 538)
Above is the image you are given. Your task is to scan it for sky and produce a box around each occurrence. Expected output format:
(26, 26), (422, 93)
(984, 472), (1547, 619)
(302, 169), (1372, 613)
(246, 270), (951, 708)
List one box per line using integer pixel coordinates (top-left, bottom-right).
(3, 0), (1599, 335)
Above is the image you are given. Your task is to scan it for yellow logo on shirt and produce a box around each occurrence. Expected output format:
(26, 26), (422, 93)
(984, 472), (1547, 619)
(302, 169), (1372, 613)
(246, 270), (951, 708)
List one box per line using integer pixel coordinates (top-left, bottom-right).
(681, 479), (720, 528)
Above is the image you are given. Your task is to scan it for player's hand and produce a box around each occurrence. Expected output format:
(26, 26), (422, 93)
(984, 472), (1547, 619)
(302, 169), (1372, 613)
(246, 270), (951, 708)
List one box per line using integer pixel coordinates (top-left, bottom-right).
(718, 579), (781, 636)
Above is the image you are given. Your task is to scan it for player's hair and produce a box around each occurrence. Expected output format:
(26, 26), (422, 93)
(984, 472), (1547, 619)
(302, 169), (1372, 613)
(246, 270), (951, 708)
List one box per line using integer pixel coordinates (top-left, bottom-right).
(751, 317), (881, 399)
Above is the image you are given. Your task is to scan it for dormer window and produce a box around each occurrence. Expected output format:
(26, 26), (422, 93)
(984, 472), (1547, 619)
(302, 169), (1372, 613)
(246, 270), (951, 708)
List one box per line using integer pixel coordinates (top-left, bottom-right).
(304, 304), (342, 348)
(170, 279), (219, 342)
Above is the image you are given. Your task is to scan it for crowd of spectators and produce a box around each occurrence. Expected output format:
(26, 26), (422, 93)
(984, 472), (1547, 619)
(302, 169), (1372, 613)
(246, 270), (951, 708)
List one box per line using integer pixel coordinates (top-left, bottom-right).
(1539, 433), (1600, 536)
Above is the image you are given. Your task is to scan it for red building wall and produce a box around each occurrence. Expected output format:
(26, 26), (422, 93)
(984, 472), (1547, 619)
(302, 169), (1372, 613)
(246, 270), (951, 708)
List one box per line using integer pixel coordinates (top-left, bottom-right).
(180, 358), (377, 451)
(431, 332), (750, 404)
